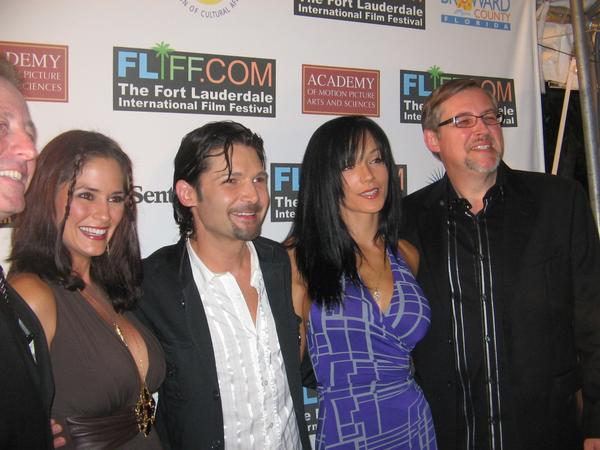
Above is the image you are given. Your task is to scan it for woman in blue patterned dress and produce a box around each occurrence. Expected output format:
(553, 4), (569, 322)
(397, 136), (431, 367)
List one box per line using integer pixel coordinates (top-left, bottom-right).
(287, 116), (437, 449)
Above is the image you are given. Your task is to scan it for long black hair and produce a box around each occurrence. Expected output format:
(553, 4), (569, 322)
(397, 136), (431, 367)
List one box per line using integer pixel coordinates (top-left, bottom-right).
(287, 116), (402, 306)
(10, 130), (142, 312)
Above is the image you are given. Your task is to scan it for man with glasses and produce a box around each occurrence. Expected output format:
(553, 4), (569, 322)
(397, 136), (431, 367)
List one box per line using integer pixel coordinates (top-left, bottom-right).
(402, 79), (600, 450)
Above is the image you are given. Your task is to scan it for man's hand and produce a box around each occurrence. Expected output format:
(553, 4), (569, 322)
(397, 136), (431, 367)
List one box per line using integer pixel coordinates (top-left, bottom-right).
(584, 438), (600, 450)
(51, 419), (66, 448)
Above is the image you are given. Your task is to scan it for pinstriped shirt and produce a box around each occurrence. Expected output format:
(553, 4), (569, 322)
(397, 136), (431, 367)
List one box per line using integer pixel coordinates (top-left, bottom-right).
(187, 240), (301, 450)
(446, 182), (508, 450)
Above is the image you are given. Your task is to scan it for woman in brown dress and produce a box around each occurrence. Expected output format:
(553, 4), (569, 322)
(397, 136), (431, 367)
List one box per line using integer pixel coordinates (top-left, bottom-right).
(9, 130), (165, 449)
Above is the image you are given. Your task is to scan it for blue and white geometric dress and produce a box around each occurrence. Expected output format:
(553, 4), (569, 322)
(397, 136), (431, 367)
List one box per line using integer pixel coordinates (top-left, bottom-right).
(307, 250), (437, 449)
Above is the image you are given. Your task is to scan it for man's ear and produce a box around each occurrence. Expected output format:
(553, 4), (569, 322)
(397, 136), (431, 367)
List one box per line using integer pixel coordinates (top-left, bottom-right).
(424, 129), (441, 156)
(175, 180), (198, 207)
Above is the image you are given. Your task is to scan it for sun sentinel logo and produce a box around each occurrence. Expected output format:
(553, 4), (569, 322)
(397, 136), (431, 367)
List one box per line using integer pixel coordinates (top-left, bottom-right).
(179, 0), (241, 18)
(440, 0), (511, 31)
(132, 186), (174, 204)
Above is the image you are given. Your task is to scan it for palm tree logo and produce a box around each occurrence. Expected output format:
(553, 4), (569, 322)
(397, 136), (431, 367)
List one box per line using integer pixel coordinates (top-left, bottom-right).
(152, 41), (175, 80)
(427, 65), (444, 90)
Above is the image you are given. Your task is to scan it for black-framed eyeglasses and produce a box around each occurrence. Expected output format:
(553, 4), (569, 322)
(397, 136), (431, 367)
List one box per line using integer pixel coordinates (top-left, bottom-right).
(438, 111), (504, 128)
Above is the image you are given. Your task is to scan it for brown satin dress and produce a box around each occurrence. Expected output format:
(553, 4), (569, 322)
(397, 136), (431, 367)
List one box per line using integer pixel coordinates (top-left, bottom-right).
(48, 283), (166, 449)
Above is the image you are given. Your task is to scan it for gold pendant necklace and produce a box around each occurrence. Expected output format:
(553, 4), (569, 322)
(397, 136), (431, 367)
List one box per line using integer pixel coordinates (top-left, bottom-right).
(114, 322), (126, 342)
(80, 287), (156, 436)
(113, 320), (155, 436)
(368, 258), (386, 305)
(109, 316), (155, 435)
(135, 384), (156, 436)
(372, 286), (382, 303)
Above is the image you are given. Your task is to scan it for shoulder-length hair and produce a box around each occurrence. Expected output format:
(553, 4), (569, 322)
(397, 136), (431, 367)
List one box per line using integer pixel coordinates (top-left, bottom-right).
(287, 116), (402, 306)
(172, 121), (265, 238)
(10, 130), (142, 312)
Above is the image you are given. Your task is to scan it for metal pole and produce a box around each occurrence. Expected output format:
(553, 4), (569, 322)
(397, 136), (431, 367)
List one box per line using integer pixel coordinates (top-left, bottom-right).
(570, 0), (600, 233)
(552, 58), (577, 175)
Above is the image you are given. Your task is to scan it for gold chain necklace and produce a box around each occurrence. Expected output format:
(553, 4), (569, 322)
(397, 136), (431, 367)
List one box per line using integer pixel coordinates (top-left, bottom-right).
(370, 258), (387, 304)
(80, 287), (156, 436)
(360, 254), (388, 305)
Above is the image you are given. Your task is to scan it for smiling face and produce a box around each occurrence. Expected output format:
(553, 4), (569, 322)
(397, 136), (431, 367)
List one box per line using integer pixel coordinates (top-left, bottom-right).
(55, 157), (126, 272)
(425, 87), (504, 179)
(176, 143), (269, 245)
(339, 132), (389, 223)
(0, 79), (37, 219)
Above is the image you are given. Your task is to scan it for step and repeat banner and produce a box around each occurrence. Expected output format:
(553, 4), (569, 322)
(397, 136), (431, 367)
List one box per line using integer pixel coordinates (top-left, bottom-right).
(2, 0), (542, 441)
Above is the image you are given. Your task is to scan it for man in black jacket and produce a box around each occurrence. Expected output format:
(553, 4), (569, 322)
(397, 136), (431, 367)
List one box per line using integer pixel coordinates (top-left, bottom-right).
(403, 79), (600, 450)
(136, 121), (310, 449)
(0, 58), (57, 449)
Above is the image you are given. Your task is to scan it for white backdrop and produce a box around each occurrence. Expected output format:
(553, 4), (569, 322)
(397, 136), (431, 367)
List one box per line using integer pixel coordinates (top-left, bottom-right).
(1, 0), (543, 260)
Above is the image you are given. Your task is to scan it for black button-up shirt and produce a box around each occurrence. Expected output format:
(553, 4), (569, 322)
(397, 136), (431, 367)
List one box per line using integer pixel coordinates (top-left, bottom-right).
(445, 179), (508, 450)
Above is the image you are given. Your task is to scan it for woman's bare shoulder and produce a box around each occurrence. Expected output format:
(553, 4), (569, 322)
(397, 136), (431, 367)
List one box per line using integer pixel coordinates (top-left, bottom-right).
(397, 239), (420, 276)
(10, 272), (55, 302)
(9, 272), (57, 344)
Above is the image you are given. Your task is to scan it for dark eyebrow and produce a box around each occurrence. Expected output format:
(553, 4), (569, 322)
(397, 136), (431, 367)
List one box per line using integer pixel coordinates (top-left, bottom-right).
(455, 108), (496, 117)
(74, 185), (125, 195)
(215, 169), (268, 178)
(74, 185), (100, 192)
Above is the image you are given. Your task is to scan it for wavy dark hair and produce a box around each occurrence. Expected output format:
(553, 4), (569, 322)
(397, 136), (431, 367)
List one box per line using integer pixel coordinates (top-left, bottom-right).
(10, 130), (141, 312)
(173, 120), (265, 238)
(287, 116), (402, 306)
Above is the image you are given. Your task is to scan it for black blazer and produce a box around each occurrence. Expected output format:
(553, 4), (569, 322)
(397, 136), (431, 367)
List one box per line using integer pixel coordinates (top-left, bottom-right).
(0, 286), (54, 449)
(136, 237), (310, 450)
(402, 163), (600, 450)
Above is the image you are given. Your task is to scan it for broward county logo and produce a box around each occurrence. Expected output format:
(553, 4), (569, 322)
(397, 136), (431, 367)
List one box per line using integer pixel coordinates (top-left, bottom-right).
(440, 0), (511, 31)
(177, 0), (240, 18)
